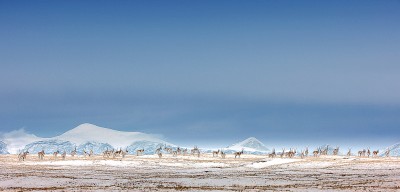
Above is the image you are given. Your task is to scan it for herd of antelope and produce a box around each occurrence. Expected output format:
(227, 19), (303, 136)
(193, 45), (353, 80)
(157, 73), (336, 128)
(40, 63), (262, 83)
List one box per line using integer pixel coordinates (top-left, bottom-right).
(266, 145), (391, 159)
(17, 145), (393, 161)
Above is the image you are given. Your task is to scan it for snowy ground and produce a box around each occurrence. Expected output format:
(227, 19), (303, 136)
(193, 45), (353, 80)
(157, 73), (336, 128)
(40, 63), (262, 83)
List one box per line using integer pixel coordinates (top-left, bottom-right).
(1, 154), (400, 191)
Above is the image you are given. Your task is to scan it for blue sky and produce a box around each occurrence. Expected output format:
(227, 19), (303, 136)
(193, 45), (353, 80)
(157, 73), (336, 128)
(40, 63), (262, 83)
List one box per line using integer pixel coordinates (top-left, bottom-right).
(1, 0), (400, 148)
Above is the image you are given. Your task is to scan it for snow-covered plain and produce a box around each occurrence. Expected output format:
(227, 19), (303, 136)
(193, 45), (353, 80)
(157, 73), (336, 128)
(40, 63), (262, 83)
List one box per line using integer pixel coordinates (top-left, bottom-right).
(1, 153), (399, 191)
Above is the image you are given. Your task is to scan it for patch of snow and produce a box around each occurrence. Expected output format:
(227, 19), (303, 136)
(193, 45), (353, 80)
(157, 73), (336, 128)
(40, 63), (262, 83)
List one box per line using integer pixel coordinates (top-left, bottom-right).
(246, 158), (300, 168)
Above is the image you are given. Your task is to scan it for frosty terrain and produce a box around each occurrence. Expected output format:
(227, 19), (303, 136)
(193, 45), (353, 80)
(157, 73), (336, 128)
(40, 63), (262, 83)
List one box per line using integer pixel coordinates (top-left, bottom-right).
(1, 154), (399, 191)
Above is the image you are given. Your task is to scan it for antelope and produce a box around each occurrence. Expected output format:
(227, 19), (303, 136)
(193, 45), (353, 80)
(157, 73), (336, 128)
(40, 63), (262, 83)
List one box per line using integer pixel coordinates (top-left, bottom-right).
(212, 149), (220, 157)
(61, 151), (66, 160)
(71, 147), (77, 157)
(220, 151), (226, 159)
(18, 151), (29, 161)
(280, 148), (285, 158)
(347, 148), (351, 157)
(177, 147), (182, 155)
(288, 149), (296, 158)
(191, 146), (200, 156)
(83, 150), (89, 157)
(157, 151), (162, 158)
(121, 148), (128, 158)
(234, 149), (244, 158)
(300, 150), (305, 159)
(268, 148), (276, 158)
(103, 148), (113, 158)
(285, 148), (295, 158)
(191, 146), (200, 157)
(373, 150), (379, 157)
(321, 145), (329, 155)
(304, 147), (309, 157)
(313, 148), (319, 157)
(89, 149), (94, 157)
(136, 149), (144, 156)
(358, 149), (366, 157)
(53, 150), (60, 159)
(182, 148), (188, 156)
(164, 146), (173, 154)
(155, 146), (162, 154)
(172, 150), (178, 157)
(333, 146), (339, 156)
(113, 148), (123, 158)
(385, 148), (390, 157)
(366, 148), (371, 158)
(38, 150), (45, 160)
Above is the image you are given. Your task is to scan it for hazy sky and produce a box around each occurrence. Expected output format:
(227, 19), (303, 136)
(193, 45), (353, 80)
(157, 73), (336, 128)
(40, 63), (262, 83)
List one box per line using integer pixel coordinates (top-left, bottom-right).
(1, 0), (399, 148)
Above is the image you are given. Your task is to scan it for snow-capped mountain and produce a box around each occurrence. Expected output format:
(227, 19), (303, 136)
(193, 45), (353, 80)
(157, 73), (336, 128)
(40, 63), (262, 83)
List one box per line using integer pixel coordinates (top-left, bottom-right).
(380, 142), (400, 157)
(55, 123), (169, 149)
(77, 141), (114, 155)
(0, 141), (9, 154)
(1, 123), (174, 154)
(126, 140), (176, 155)
(23, 140), (75, 154)
(222, 137), (270, 154)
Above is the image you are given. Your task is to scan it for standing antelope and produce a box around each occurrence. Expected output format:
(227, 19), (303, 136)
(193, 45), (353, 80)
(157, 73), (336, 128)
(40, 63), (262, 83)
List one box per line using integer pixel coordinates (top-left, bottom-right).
(182, 148), (188, 156)
(304, 147), (309, 157)
(321, 145), (329, 155)
(372, 150), (379, 157)
(268, 148), (276, 158)
(71, 147), (77, 157)
(280, 148), (286, 158)
(155, 146), (162, 155)
(89, 149), (94, 157)
(18, 151), (29, 161)
(300, 150), (306, 159)
(234, 149), (244, 158)
(366, 148), (371, 158)
(164, 146), (173, 154)
(212, 150), (220, 157)
(83, 150), (89, 158)
(191, 146), (200, 157)
(157, 151), (162, 158)
(220, 151), (226, 159)
(288, 149), (296, 158)
(121, 148), (128, 158)
(38, 150), (45, 160)
(347, 148), (351, 157)
(136, 149), (144, 156)
(385, 148), (390, 157)
(313, 148), (319, 157)
(358, 149), (366, 157)
(61, 151), (66, 160)
(113, 148), (123, 158)
(333, 147), (339, 156)
(53, 150), (60, 160)
(103, 148), (113, 158)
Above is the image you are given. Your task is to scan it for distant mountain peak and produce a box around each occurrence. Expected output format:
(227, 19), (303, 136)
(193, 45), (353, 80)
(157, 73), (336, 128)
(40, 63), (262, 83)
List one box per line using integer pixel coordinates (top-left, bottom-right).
(55, 123), (170, 149)
(227, 137), (269, 152)
(66, 123), (113, 134)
